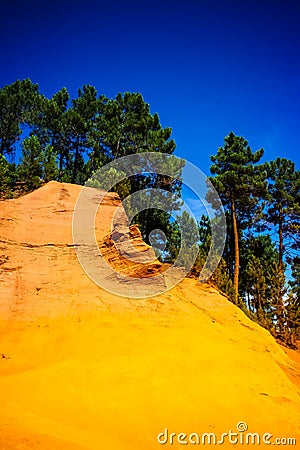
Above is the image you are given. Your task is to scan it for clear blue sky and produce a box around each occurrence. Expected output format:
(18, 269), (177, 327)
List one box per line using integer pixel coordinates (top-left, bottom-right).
(1, 0), (299, 175)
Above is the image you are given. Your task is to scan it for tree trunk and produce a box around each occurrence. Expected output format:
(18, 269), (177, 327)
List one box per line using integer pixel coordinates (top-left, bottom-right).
(277, 205), (286, 336)
(114, 137), (121, 160)
(0, 140), (5, 155)
(278, 205), (284, 273)
(72, 137), (79, 184)
(247, 292), (251, 311)
(58, 152), (63, 181)
(232, 198), (239, 302)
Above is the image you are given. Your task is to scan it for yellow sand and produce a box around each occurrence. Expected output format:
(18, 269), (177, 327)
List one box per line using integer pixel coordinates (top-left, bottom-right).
(1, 182), (300, 449)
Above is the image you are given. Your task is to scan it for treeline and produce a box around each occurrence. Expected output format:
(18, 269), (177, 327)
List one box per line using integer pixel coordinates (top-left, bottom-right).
(0, 79), (181, 253)
(0, 78), (176, 191)
(192, 132), (300, 347)
(0, 79), (299, 346)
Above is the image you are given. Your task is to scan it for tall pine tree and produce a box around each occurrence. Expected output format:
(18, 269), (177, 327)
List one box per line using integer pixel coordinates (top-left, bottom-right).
(264, 158), (300, 273)
(208, 132), (266, 301)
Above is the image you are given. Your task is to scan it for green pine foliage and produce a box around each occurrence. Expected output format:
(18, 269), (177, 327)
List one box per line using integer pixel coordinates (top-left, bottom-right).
(264, 158), (300, 271)
(0, 154), (13, 198)
(285, 258), (300, 346)
(96, 92), (176, 160)
(0, 79), (40, 156)
(18, 135), (44, 192)
(42, 145), (58, 182)
(241, 235), (280, 330)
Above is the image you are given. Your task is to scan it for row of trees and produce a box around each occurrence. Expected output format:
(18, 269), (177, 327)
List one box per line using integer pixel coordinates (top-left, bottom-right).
(195, 132), (299, 346)
(0, 79), (182, 252)
(0, 79), (176, 184)
(0, 79), (299, 346)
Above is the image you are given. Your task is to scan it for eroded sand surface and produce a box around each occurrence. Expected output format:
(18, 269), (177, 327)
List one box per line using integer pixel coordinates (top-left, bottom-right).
(1, 182), (300, 449)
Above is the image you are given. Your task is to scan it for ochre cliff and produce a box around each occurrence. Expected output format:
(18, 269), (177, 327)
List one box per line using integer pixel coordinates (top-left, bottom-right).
(1, 181), (300, 449)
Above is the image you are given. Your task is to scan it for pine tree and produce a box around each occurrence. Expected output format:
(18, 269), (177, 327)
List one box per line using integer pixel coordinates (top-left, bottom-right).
(286, 257), (300, 346)
(0, 154), (12, 198)
(240, 235), (279, 329)
(69, 85), (99, 183)
(96, 92), (176, 160)
(42, 145), (58, 182)
(264, 158), (300, 273)
(0, 79), (40, 156)
(91, 92), (182, 246)
(198, 214), (212, 255)
(18, 135), (43, 192)
(208, 132), (266, 301)
(35, 87), (70, 180)
(261, 158), (300, 344)
(175, 211), (199, 269)
(269, 261), (287, 340)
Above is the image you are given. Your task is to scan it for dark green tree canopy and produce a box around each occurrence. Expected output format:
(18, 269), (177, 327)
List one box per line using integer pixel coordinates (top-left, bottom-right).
(210, 131), (266, 224)
(97, 92), (176, 160)
(264, 157), (300, 268)
(0, 79), (40, 156)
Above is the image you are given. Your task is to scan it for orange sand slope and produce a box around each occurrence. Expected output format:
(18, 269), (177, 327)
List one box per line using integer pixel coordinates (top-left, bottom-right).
(0, 181), (300, 449)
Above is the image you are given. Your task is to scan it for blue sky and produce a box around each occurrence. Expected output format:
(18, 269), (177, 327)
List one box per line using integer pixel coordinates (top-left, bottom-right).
(1, 0), (299, 178)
